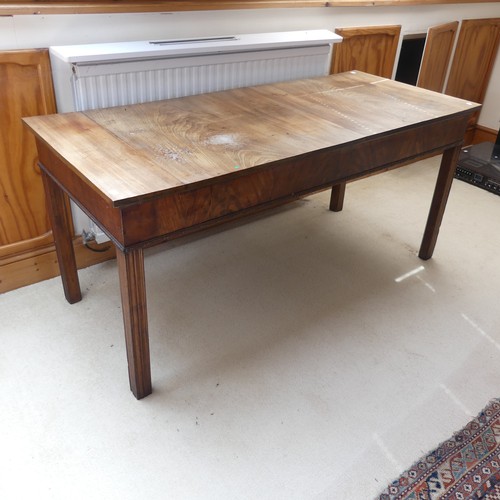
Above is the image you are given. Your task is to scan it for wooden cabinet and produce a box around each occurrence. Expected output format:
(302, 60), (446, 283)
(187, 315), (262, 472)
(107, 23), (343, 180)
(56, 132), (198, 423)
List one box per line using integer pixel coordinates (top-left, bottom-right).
(0, 49), (114, 293)
(330, 25), (401, 78)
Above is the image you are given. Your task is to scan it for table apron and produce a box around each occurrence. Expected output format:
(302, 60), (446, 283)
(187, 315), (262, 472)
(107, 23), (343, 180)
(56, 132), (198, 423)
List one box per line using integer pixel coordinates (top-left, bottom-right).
(120, 115), (468, 248)
(37, 139), (125, 243)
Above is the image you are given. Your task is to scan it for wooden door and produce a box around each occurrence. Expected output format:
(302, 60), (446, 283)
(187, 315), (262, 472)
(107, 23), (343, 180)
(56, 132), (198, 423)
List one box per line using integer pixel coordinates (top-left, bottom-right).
(417, 21), (458, 92)
(330, 25), (402, 78)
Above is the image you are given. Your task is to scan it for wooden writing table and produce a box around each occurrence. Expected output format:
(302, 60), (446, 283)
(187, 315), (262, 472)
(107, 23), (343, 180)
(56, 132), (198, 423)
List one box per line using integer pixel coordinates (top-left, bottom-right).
(24, 71), (480, 399)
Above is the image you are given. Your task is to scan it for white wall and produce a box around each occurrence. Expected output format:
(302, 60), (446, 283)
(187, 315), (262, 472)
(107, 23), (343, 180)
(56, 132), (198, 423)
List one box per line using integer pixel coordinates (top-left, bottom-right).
(484, 42), (500, 131)
(1, 3), (499, 129)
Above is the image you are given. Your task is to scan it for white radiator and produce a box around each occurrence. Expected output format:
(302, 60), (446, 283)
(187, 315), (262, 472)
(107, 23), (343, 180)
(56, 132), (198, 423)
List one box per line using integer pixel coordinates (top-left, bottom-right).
(49, 30), (341, 242)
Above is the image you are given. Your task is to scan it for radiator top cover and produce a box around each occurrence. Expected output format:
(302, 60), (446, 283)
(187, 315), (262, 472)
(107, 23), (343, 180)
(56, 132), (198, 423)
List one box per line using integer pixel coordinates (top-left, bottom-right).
(50, 30), (341, 64)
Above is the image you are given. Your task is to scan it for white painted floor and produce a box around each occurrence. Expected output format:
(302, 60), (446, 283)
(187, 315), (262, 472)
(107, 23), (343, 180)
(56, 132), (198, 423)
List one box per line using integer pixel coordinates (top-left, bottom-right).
(2, 156), (500, 500)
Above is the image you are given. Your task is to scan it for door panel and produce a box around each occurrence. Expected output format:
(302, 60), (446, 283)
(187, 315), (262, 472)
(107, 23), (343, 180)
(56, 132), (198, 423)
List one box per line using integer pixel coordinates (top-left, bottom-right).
(0, 50), (55, 249)
(446, 18), (500, 103)
(445, 18), (500, 133)
(330, 25), (402, 78)
(417, 21), (458, 92)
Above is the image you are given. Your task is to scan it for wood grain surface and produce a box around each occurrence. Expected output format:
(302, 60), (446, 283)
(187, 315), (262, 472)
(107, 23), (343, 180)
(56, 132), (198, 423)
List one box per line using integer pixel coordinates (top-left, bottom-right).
(417, 21), (458, 92)
(3, 1), (498, 17)
(330, 25), (401, 78)
(0, 49), (56, 247)
(25, 72), (479, 211)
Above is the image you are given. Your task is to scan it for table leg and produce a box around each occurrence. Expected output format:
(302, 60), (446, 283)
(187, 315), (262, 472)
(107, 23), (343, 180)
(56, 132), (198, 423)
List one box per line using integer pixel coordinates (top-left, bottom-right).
(41, 169), (82, 304)
(329, 183), (346, 212)
(419, 145), (462, 260)
(116, 247), (152, 399)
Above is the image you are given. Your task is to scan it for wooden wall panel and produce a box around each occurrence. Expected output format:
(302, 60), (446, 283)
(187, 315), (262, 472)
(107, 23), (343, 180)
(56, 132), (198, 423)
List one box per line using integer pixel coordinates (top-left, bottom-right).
(0, 50), (55, 249)
(445, 18), (500, 135)
(417, 21), (458, 92)
(445, 18), (500, 105)
(330, 25), (402, 78)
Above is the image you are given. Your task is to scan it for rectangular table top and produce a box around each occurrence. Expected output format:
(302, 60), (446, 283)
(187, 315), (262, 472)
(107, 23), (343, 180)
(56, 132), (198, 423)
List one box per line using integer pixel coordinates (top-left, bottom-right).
(24, 71), (479, 209)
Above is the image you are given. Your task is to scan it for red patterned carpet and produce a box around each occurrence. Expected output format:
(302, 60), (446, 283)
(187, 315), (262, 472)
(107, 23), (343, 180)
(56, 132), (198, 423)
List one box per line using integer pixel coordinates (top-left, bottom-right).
(377, 399), (500, 499)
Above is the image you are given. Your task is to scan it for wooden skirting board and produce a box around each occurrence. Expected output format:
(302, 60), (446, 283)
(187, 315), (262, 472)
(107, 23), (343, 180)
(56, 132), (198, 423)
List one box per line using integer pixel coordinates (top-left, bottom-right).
(0, 235), (115, 294)
(472, 125), (498, 144)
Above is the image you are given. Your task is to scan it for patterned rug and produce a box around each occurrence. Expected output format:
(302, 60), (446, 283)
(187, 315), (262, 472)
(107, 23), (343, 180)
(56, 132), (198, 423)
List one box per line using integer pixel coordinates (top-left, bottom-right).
(377, 398), (500, 499)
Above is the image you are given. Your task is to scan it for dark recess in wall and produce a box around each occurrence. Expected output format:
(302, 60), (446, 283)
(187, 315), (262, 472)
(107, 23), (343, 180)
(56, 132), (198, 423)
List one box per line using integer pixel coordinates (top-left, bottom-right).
(395, 35), (426, 86)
